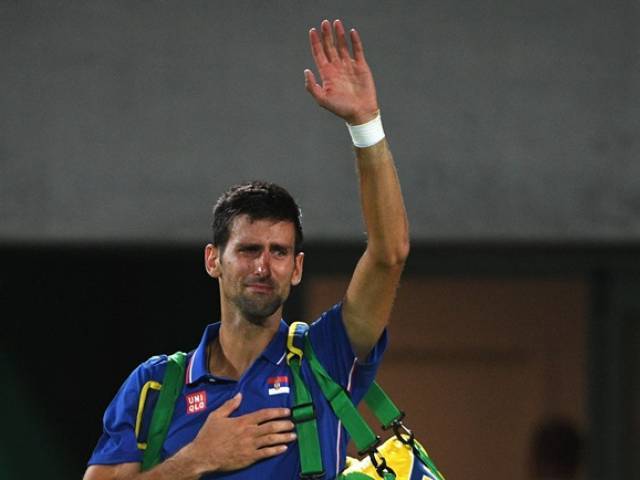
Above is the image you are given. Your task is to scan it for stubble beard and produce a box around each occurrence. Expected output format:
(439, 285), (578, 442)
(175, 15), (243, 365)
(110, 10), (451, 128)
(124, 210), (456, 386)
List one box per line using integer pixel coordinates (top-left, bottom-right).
(232, 291), (286, 326)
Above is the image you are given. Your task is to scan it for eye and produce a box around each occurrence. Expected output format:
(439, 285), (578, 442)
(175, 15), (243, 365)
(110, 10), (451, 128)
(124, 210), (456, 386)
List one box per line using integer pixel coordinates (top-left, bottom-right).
(238, 245), (261, 255)
(272, 247), (289, 258)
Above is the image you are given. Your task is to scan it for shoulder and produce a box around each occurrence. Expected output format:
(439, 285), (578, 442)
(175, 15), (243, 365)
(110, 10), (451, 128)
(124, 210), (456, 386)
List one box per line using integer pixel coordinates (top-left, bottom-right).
(308, 303), (349, 348)
(121, 353), (189, 395)
(309, 302), (343, 328)
(307, 302), (358, 376)
(132, 354), (170, 381)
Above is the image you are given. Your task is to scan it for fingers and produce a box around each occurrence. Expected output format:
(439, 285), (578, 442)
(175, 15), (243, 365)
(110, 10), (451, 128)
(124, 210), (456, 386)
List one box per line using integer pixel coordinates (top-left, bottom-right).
(333, 19), (350, 60)
(253, 419), (297, 450)
(244, 406), (291, 425)
(320, 19), (338, 62)
(254, 444), (288, 460)
(210, 392), (242, 419)
(304, 69), (325, 104)
(310, 19), (356, 66)
(350, 28), (366, 64)
(255, 431), (297, 449)
(255, 419), (295, 436)
(308, 27), (327, 68)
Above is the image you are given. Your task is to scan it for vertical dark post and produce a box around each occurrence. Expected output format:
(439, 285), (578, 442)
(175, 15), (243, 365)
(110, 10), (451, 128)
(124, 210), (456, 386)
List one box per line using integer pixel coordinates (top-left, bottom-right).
(589, 271), (640, 479)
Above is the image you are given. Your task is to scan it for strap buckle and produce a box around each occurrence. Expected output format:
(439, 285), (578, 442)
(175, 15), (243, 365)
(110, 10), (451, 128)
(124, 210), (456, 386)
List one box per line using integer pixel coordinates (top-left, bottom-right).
(381, 411), (405, 430)
(291, 402), (316, 424)
(392, 419), (415, 446)
(356, 436), (381, 457)
(368, 448), (397, 478)
(287, 321), (309, 363)
(299, 471), (325, 480)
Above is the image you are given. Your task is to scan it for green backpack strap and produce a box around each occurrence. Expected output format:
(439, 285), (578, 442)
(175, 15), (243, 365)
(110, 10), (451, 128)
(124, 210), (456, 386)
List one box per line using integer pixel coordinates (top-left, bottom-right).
(286, 322), (389, 478)
(363, 383), (445, 480)
(301, 334), (380, 455)
(287, 322), (388, 480)
(286, 322), (325, 479)
(289, 324), (445, 480)
(363, 382), (402, 429)
(141, 351), (188, 471)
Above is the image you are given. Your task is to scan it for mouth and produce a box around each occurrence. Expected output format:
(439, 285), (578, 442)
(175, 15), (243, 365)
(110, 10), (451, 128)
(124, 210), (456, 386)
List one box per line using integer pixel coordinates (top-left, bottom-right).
(245, 283), (275, 294)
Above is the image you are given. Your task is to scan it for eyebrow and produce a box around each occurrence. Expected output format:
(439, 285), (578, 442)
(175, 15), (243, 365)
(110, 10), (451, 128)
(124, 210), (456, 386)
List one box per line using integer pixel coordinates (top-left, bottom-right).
(235, 242), (292, 251)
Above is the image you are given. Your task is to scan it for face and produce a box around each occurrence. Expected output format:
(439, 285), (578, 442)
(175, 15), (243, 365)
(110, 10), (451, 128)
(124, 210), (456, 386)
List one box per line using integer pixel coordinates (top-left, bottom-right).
(205, 215), (304, 325)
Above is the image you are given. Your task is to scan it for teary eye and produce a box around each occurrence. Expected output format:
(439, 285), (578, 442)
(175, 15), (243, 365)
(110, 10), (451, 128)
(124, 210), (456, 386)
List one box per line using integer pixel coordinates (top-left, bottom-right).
(239, 245), (261, 254)
(272, 246), (290, 257)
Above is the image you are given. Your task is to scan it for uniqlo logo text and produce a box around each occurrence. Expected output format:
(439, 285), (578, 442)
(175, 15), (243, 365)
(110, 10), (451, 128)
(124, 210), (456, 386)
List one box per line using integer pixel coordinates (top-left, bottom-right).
(186, 391), (207, 414)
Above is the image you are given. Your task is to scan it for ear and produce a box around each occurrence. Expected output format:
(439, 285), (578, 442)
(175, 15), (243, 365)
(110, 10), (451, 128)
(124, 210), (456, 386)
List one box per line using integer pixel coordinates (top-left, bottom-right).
(291, 252), (304, 286)
(204, 243), (222, 278)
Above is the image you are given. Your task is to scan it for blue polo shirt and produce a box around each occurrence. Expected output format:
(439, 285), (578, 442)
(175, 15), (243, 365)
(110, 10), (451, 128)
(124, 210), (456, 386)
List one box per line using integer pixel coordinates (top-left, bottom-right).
(88, 303), (387, 478)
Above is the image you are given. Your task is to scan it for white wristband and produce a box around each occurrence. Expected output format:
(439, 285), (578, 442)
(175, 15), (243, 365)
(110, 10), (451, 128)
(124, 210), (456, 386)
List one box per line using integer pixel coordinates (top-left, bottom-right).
(346, 112), (385, 148)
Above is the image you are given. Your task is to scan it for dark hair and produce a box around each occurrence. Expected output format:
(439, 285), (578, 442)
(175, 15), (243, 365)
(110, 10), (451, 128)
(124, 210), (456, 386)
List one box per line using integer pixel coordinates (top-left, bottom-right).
(212, 181), (303, 253)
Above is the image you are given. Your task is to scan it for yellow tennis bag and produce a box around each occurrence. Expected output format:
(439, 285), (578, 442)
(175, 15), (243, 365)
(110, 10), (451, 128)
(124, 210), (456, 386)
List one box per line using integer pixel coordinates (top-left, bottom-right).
(287, 322), (445, 480)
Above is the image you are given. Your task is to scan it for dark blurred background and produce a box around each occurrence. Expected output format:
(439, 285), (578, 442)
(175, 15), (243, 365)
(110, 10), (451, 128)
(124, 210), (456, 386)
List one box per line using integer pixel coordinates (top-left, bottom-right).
(1, 1), (639, 479)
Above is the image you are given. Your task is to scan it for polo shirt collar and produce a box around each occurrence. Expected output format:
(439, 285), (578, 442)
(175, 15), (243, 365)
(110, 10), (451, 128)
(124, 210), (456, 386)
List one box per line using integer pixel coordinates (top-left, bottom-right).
(185, 319), (289, 385)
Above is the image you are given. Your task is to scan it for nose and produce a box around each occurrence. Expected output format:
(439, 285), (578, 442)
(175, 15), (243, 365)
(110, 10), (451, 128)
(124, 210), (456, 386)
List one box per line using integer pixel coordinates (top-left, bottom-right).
(255, 252), (271, 277)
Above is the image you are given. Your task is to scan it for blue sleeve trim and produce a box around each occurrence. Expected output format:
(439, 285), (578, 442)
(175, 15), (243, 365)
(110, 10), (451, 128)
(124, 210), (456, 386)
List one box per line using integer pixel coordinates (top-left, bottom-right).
(358, 328), (388, 366)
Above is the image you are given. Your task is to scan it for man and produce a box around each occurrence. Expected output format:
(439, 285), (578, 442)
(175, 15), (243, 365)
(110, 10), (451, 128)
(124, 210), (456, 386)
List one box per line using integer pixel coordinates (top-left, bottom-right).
(84, 18), (408, 480)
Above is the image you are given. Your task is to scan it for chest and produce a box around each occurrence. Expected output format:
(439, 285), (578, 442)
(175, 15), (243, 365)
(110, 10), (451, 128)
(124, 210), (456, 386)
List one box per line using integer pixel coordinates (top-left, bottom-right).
(159, 359), (343, 478)
(165, 361), (293, 452)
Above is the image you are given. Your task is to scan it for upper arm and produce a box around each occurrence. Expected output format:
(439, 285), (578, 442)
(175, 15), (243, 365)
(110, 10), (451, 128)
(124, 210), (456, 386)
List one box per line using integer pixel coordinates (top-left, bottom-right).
(83, 463), (141, 480)
(342, 249), (405, 359)
(342, 139), (409, 360)
(88, 357), (167, 468)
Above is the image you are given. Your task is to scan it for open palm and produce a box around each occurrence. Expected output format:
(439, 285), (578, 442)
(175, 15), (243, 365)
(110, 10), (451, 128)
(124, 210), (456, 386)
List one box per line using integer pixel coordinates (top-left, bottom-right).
(305, 19), (379, 125)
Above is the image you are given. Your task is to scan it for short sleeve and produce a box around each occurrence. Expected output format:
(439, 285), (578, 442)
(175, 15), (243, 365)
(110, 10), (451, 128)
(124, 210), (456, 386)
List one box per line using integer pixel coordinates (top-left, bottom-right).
(308, 302), (387, 396)
(87, 356), (167, 466)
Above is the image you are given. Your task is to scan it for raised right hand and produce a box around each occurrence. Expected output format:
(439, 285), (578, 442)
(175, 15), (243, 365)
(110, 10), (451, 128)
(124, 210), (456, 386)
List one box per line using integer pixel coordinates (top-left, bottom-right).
(304, 19), (379, 126)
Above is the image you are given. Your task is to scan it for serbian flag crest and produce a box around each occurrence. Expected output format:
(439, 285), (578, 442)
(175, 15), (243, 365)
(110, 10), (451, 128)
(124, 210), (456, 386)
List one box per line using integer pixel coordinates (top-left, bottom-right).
(267, 376), (290, 395)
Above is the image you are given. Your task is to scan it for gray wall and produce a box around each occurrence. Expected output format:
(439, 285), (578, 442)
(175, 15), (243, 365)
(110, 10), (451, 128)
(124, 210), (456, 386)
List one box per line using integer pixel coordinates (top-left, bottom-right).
(2, 0), (638, 243)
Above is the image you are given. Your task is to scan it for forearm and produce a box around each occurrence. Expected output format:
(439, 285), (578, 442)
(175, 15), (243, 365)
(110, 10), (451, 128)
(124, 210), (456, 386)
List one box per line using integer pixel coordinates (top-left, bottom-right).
(304, 19), (408, 356)
(85, 394), (293, 480)
(356, 138), (410, 267)
(138, 445), (208, 480)
(340, 135), (409, 358)
(84, 445), (209, 480)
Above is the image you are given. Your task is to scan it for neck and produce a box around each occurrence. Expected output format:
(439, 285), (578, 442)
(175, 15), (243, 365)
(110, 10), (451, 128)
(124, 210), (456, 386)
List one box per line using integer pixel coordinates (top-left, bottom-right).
(208, 308), (282, 380)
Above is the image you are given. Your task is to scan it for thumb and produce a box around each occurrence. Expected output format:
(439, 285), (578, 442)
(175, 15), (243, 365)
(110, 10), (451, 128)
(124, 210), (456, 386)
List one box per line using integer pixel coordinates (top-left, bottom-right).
(211, 392), (242, 418)
(304, 69), (325, 104)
